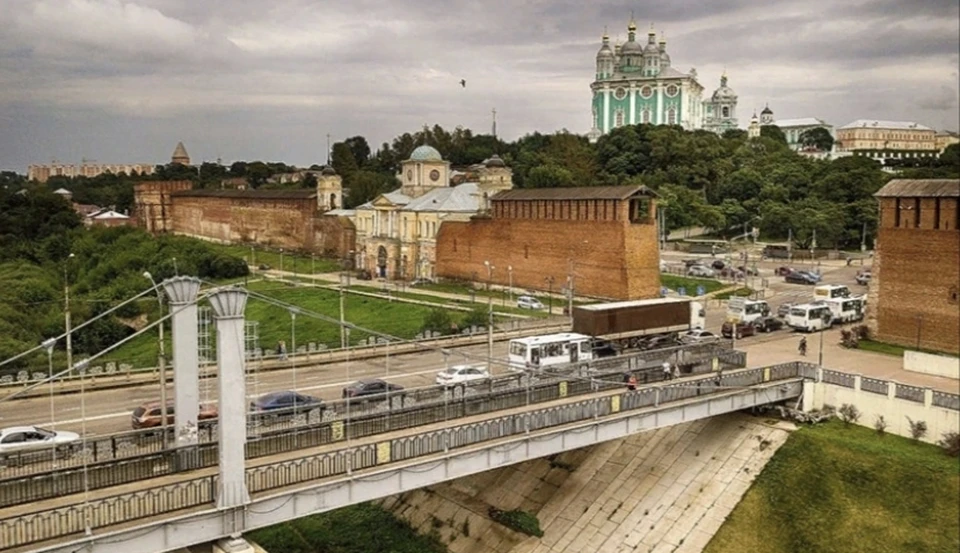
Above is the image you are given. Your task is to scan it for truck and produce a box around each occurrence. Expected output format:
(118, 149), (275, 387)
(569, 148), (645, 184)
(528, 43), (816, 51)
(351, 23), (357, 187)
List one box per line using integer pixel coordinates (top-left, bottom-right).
(725, 298), (770, 325)
(571, 297), (705, 351)
(823, 296), (866, 324)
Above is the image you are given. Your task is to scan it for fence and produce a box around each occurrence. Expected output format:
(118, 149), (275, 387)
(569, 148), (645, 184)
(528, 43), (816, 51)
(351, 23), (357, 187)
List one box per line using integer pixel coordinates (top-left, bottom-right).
(0, 364), (803, 550)
(0, 343), (741, 506)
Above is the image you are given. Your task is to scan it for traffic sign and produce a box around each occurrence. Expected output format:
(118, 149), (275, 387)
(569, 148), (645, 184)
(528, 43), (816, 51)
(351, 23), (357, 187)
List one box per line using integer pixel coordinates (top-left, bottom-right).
(678, 286), (687, 297)
(728, 297), (746, 311)
(696, 285), (705, 297)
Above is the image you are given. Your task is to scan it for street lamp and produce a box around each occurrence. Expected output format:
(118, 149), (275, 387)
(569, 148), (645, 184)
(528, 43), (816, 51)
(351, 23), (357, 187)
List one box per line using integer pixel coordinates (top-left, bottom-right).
(484, 261), (495, 361)
(172, 257), (178, 276)
(545, 276), (555, 315)
(143, 271), (170, 445)
(63, 253), (75, 376)
(504, 265), (513, 307)
(279, 248), (284, 273)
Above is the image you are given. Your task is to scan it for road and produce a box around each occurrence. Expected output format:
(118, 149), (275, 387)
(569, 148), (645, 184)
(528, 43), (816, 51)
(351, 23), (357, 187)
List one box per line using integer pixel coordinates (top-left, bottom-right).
(0, 342), (513, 437)
(0, 257), (873, 438)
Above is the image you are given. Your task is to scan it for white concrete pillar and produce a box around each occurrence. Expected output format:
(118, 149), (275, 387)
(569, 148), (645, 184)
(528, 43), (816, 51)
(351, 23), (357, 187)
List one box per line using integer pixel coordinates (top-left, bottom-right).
(161, 276), (202, 447)
(209, 287), (251, 508)
(602, 88), (610, 133)
(629, 85), (636, 125)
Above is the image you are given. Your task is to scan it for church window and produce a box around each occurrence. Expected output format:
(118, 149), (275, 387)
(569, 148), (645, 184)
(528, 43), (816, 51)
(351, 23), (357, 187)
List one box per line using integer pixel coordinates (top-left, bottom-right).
(615, 110), (625, 127)
(665, 84), (679, 97)
(722, 106), (729, 118)
(614, 87), (626, 100)
(640, 86), (653, 99)
(641, 109), (651, 124)
(667, 108), (677, 125)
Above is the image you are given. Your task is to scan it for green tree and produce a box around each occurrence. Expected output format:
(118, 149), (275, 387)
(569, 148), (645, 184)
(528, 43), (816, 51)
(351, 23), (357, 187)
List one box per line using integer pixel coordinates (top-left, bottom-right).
(344, 171), (395, 208)
(799, 127), (835, 151)
(421, 308), (454, 336)
(525, 165), (574, 188)
(331, 143), (359, 178)
(343, 136), (371, 168)
(760, 125), (787, 145)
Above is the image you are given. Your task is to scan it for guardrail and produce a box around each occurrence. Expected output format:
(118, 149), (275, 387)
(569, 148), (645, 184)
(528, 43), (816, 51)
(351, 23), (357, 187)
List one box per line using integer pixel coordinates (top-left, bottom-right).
(0, 343), (742, 506)
(0, 320), (571, 396)
(0, 364), (805, 550)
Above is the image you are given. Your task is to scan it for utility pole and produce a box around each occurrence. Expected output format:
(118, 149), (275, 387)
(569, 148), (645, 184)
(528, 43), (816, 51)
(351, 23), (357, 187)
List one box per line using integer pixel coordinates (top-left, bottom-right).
(340, 272), (347, 349)
(484, 261), (494, 362)
(326, 134), (331, 165)
(63, 256), (73, 376)
(492, 108), (497, 139)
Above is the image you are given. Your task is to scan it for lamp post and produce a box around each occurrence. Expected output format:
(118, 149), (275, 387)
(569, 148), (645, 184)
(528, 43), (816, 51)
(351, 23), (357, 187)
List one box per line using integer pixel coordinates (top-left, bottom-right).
(311, 253), (316, 275)
(545, 276), (555, 315)
(506, 265), (513, 307)
(339, 272), (348, 349)
(484, 261), (495, 361)
(279, 248), (284, 273)
(172, 257), (178, 276)
(63, 254), (75, 376)
(250, 246), (255, 268)
(143, 271), (169, 445)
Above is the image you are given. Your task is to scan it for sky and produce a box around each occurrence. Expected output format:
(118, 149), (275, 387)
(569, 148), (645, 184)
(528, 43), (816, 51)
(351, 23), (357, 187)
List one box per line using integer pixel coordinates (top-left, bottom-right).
(0, 0), (958, 172)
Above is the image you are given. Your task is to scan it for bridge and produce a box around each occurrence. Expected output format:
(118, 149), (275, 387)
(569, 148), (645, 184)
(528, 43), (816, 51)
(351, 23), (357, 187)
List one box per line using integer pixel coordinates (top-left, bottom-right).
(1, 276), (956, 553)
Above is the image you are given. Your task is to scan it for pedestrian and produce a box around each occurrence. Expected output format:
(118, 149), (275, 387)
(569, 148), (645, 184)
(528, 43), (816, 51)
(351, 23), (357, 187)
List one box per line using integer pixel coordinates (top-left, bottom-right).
(672, 364), (680, 381)
(627, 373), (637, 391)
(798, 337), (807, 357)
(279, 340), (288, 361)
(662, 361), (672, 381)
(715, 368), (723, 388)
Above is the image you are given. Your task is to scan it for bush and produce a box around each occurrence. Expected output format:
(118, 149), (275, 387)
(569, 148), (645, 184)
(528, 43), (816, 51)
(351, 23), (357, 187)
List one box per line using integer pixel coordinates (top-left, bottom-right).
(907, 417), (928, 442)
(488, 508), (544, 538)
(838, 404), (861, 426)
(938, 432), (960, 457)
(460, 307), (489, 330)
(420, 308), (454, 336)
(874, 415), (888, 436)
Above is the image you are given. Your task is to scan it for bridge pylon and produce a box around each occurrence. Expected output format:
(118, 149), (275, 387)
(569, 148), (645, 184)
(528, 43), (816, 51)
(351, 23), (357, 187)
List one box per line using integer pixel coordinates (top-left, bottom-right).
(162, 276), (202, 462)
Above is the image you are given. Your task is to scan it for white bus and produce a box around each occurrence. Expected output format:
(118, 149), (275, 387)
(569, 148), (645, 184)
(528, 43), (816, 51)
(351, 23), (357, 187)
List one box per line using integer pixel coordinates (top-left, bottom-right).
(726, 298), (770, 325)
(787, 303), (833, 332)
(814, 285), (851, 301)
(508, 333), (594, 371)
(824, 296), (866, 324)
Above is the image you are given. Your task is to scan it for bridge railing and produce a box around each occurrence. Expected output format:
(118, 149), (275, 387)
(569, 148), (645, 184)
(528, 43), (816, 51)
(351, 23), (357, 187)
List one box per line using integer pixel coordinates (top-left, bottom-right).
(0, 365), (804, 550)
(0, 344), (741, 505)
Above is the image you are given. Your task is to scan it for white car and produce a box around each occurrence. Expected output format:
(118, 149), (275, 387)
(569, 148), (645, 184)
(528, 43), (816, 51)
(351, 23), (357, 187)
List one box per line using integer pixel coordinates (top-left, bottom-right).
(517, 296), (544, 310)
(0, 426), (80, 453)
(687, 265), (716, 278)
(435, 364), (491, 386)
(679, 329), (719, 345)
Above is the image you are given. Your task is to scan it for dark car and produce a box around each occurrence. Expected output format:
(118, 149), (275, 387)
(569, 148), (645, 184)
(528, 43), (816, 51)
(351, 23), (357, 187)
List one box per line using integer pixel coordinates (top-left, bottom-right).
(683, 259), (703, 268)
(737, 265), (759, 276)
(642, 334), (679, 350)
(719, 267), (745, 279)
(774, 266), (794, 276)
(131, 401), (218, 430)
(754, 316), (785, 333)
(342, 379), (404, 399)
(785, 271), (817, 285)
(711, 259), (726, 270)
(721, 321), (756, 339)
(250, 391), (323, 416)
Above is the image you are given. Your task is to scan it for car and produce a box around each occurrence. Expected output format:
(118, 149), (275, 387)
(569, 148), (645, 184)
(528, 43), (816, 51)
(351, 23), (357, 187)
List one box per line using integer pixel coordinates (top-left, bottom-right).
(856, 271), (871, 285)
(711, 259), (726, 270)
(721, 321), (756, 339)
(257, 264), (271, 271)
(679, 329), (719, 345)
(687, 265), (716, 278)
(517, 296), (544, 310)
(250, 391), (323, 415)
(777, 303), (793, 318)
(784, 271), (818, 285)
(131, 401), (218, 430)
(342, 379), (404, 399)
(754, 316), (785, 333)
(683, 259), (703, 268)
(435, 364), (490, 386)
(719, 267), (745, 279)
(642, 334), (679, 350)
(659, 260), (669, 272)
(0, 426), (80, 453)
(410, 278), (436, 287)
(799, 270), (822, 283)
(737, 265), (759, 276)
(774, 266), (794, 276)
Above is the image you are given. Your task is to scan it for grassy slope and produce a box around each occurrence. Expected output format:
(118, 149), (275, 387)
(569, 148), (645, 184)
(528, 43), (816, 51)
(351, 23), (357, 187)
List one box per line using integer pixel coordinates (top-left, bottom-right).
(204, 242), (342, 274)
(705, 420), (960, 553)
(248, 503), (447, 553)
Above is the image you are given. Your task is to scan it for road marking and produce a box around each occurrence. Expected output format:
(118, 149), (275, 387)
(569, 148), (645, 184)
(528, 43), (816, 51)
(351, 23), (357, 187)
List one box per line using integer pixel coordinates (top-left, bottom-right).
(47, 365), (453, 426)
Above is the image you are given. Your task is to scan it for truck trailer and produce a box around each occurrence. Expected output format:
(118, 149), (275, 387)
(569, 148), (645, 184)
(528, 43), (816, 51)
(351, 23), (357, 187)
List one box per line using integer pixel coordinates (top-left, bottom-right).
(572, 297), (705, 351)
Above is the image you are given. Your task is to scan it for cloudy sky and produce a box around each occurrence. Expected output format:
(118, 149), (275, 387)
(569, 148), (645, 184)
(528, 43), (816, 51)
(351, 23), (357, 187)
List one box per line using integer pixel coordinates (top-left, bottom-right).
(1, 0), (957, 172)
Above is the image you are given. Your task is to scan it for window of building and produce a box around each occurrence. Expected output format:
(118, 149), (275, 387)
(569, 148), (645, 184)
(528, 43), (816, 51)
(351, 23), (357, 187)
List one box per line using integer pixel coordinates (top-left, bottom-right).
(913, 198), (921, 228)
(666, 108), (677, 125)
(524, 244), (529, 259)
(629, 198), (652, 224)
(722, 106), (729, 118)
(641, 109), (651, 124)
(615, 110), (625, 127)
(894, 199), (901, 227)
(934, 198), (941, 230)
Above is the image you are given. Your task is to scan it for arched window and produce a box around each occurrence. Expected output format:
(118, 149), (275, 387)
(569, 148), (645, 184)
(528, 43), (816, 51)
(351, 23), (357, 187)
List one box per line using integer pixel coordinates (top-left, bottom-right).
(641, 109), (651, 124)
(722, 106), (729, 118)
(667, 108), (677, 125)
(329, 193), (337, 210)
(615, 110), (625, 127)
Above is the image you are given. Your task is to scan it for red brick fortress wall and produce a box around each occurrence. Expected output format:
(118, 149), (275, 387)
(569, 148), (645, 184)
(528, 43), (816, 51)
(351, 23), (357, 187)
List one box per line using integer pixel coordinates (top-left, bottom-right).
(435, 217), (660, 300)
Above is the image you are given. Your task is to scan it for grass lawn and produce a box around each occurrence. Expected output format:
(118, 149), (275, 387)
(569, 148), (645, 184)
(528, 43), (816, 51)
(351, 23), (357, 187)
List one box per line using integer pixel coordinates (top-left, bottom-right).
(857, 339), (908, 357)
(205, 242), (342, 274)
(350, 284), (549, 318)
(714, 287), (755, 300)
(660, 274), (725, 295)
(248, 503), (447, 553)
(705, 420), (960, 553)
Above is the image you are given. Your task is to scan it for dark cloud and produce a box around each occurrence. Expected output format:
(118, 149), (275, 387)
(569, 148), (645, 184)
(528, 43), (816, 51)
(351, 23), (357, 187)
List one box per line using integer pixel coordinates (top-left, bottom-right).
(0, 0), (957, 171)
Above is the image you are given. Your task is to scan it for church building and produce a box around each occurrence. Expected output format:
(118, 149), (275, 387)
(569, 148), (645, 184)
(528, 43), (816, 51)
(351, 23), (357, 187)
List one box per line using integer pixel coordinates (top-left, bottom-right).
(588, 18), (738, 141)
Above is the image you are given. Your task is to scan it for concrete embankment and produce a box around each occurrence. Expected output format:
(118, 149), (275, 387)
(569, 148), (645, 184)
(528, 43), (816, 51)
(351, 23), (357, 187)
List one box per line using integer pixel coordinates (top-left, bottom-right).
(383, 412), (794, 553)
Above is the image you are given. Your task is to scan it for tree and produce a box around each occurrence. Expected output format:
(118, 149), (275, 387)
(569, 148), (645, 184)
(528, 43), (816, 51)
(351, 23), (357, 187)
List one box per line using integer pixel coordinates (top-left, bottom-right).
(244, 162), (272, 188)
(420, 308), (454, 336)
(229, 161), (247, 176)
(343, 136), (371, 168)
(525, 165), (574, 188)
(344, 171), (395, 208)
(799, 127), (835, 152)
(331, 143), (359, 178)
(759, 125), (787, 145)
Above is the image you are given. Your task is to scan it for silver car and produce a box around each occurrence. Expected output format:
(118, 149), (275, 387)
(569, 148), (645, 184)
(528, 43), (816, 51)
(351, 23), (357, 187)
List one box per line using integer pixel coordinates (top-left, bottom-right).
(0, 426), (80, 453)
(687, 265), (716, 278)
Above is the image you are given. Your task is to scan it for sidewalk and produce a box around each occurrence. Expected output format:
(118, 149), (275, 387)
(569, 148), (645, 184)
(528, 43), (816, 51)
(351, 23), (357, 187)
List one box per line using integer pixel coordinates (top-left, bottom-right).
(742, 328), (959, 393)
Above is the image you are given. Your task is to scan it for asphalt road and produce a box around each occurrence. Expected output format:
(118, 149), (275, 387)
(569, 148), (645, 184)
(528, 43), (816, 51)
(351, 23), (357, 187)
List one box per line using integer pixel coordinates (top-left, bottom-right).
(0, 342), (512, 437)
(0, 256), (870, 439)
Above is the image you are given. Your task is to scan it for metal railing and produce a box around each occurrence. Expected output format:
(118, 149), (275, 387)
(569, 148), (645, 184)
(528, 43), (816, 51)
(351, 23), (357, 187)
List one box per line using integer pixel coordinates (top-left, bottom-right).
(894, 383), (925, 404)
(860, 377), (889, 396)
(0, 365), (803, 550)
(932, 391), (960, 411)
(0, 344), (740, 506)
(822, 369), (856, 388)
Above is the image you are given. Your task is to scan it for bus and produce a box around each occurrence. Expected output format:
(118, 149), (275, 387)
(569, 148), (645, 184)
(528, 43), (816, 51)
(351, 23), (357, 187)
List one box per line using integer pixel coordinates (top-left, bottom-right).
(814, 285), (851, 300)
(726, 298), (770, 325)
(762, 244), (791, 259)
(824, 296), (866, 324)
(685, 239), (729, 255)
(786, 303), (833, 332)
(508, 333), (594, 371)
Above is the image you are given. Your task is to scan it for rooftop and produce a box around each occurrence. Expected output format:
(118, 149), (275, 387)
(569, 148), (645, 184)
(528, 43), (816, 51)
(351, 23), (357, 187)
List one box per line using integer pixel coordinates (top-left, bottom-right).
(492, 184), (656, 202)
(574, 297), (691, 311)
(172, 189), (316, 200)
(839, 120), (933, 131)
(874, 179), (960, 198)
(774, 118), (831, 128)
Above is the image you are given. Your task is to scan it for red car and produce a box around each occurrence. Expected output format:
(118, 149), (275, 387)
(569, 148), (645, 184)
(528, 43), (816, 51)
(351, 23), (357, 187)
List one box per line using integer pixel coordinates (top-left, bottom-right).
(775, 266), (795, 276)
(721, 321), (757, 339)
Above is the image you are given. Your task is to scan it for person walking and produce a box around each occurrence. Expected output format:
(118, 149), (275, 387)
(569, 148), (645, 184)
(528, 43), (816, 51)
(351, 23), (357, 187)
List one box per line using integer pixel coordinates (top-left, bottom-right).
(662, 361), (672, 381)
(626, 373), (637, 391)
(798, 337), (807, 357)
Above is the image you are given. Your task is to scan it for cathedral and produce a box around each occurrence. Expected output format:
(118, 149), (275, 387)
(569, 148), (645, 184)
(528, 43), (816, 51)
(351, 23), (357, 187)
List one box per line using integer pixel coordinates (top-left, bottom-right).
(587, 19), (738, 141)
